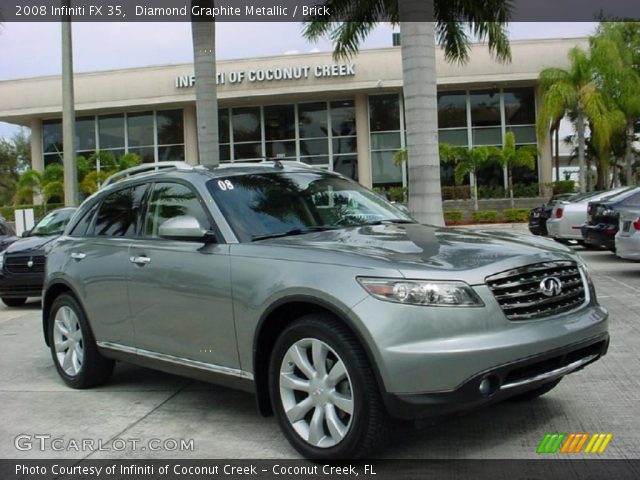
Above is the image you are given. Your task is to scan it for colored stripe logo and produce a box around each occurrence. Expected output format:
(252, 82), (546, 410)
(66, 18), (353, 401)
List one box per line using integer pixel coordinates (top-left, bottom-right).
(537, 433), (612, 454)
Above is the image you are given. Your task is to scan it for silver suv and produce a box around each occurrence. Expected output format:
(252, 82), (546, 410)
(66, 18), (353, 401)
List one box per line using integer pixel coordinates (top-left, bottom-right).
(43, 161), (609, 459)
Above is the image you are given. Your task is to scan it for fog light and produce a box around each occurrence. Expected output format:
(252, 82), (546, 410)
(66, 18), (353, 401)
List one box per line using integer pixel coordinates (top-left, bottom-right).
(479, 378), (492, 397)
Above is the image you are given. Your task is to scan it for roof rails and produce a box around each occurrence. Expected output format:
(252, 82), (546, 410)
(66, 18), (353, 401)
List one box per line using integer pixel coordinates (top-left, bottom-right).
(101, 161), (198, 189)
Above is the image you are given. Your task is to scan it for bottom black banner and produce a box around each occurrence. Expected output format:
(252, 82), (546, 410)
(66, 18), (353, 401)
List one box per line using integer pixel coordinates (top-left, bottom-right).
(2, 459), (640, 480)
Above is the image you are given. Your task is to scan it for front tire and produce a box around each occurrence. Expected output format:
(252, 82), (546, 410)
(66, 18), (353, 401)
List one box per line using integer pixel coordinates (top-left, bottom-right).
(2, 297), (27, 307)
(48, 294), (114, 389)
(269, 314), (389, 459)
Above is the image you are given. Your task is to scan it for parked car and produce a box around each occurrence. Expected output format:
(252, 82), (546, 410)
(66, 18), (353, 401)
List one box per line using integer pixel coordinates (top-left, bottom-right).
(546, 188), (627, 244)
(615, 209), (640, 261)
(582, 187), (640, 251)
(0, 207), (77, 307)
(528, 193), (577, 236)
(43, 162), (608, 459)
(0, 217), (19, 253)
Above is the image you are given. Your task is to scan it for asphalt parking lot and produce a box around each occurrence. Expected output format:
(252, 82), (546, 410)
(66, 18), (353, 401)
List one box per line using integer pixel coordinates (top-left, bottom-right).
(0, 244), (639, 460)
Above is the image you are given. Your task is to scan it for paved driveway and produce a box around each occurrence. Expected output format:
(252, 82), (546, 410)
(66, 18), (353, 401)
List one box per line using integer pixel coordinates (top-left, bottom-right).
(0, 246), (638, 459)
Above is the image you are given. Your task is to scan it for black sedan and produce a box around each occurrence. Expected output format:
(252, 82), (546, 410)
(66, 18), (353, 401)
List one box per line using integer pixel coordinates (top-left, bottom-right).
(581, 187), (640, 251)
(0, 207), (76, 307)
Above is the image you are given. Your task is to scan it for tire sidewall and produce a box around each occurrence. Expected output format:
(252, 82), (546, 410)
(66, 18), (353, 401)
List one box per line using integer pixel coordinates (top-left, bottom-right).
(48, 294), (94, 388)
(268, 316), (373, 459)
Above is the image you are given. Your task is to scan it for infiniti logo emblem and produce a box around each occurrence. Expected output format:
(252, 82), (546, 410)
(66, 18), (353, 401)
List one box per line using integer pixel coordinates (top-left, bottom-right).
(540, 276), (563, 297)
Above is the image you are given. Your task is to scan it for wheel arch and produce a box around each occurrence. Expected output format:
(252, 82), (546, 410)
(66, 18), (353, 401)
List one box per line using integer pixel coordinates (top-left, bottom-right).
(42, 280), (83, 347)
(252, 295), (384, 417)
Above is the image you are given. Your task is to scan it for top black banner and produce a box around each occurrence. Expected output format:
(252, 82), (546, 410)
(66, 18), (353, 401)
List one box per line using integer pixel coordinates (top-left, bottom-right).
(1, 0), (639, 22)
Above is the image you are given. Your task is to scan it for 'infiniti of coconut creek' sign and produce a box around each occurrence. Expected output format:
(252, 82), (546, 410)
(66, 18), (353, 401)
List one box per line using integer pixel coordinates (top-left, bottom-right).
(175, 64), (355, 88)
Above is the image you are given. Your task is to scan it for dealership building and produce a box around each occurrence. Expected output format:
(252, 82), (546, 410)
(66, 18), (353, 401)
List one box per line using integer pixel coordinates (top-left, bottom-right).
(0, 37), (587, 195)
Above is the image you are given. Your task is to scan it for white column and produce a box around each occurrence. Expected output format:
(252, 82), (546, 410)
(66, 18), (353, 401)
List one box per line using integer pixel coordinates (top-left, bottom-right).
(354, 93), (372, 188)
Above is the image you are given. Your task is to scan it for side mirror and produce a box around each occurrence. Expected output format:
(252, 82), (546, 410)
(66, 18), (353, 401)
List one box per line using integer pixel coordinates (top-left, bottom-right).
(21, 229), (30, 238)
(158, 215), (216, 243)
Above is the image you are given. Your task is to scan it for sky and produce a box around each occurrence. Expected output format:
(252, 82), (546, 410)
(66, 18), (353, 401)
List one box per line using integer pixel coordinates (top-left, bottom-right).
(0, 22), (598, 141)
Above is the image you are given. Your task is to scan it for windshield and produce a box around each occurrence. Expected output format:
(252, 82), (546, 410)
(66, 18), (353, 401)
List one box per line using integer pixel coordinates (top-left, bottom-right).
(207, 171), (413, 242)
(30, 209), (75, 236)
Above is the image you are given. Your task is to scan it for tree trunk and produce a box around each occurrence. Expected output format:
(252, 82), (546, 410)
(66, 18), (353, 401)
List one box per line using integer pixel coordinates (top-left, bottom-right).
(399, 3), (443, 226)
(576, 108), (587, 192)
(191, 2), (219, 167)
(554, 127), (560, 181)
(508, 170), (515, 209)
(61, 4), (78, 206)
(625, 119), (635, 186)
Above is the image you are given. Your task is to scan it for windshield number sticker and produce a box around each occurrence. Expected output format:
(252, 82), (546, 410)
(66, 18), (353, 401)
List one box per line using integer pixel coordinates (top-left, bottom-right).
(217, 180), (234, 191)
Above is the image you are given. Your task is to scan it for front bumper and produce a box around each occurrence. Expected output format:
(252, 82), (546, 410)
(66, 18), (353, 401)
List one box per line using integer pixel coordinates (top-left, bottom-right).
(384, 333), (609, 419)
(0, 271), (43, 298)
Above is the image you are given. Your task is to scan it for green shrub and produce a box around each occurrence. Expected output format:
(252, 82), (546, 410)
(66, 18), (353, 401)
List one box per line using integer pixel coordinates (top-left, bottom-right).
(387, 186), (407, 203)
(550, 180), (576, 195)
(513, 183), (539, 197)
(477, 185), (505, 199)
(0, 203), (64, 222)
(503, 208), (530, 223)
(472, 210), (500, 223)
(444, 211), (464, 224)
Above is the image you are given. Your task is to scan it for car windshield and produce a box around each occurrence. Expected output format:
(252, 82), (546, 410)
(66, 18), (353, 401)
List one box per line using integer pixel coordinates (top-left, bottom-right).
(207, 171), (414, 242)
(29, 209), (75, 236)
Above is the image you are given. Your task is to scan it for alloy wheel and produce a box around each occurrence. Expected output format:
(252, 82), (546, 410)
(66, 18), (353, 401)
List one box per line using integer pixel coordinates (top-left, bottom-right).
(53, 306), (84, 376)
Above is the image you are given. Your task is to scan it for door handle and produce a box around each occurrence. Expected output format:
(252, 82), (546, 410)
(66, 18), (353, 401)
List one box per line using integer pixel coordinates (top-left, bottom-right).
(130, 255), (151, 266)
(70, 252), (86, 261)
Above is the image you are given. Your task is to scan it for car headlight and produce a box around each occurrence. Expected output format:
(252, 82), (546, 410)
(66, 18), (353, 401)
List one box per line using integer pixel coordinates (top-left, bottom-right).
(357, 277), (484, 307)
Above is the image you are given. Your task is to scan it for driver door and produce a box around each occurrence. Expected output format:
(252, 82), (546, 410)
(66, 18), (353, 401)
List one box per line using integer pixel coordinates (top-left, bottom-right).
(127, 181), (238, 369)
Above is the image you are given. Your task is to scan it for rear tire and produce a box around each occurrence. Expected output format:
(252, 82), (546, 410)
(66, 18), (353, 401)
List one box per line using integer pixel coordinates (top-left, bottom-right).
(509, 378), (562, 402)
(2, 297), (27, 307)
(48, 293), (114, 389)
(269, 313), (389, 459)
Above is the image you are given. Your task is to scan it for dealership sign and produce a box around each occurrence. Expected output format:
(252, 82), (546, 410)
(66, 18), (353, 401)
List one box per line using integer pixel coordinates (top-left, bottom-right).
(175, 63), (355, 88)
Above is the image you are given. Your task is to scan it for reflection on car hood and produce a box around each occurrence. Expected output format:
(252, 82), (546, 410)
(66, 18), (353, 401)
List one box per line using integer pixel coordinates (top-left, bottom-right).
(3, 234), (60, 254)
(258, 223), (576, 277)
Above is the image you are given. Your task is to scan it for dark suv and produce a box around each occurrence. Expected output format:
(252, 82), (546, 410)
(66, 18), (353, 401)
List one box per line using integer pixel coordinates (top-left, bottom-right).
(0, 207), (76, 306)
(582, 187), (640, 251)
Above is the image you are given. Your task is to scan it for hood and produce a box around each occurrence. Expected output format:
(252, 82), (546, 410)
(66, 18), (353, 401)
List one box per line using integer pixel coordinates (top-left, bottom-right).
(0, 235), (19, 252)
(257, 223), (577, 283)
(3, 234), (60, 255)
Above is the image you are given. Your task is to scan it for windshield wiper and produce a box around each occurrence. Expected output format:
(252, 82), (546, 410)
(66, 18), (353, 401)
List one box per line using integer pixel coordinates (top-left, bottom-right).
(251, 226), (338, 242)
(358, 219), (416, 226)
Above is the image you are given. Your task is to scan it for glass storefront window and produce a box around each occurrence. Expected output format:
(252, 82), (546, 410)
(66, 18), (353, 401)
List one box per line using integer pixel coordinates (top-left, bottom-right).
(472, 127), (502, 146)
(220, 144), (231, 162)
(266, 140), (296, 158)
(76, 117), (96, 151)
(298, 102), (328, 138)
(438, 129), (468, 146)
(232, 107), (261, 143)
(158, 145), (185, 162)
(470, 91), (501, 127)
(219, 109), (230, 144)
(300, 138), (329, 156)
(98, 114), (125, 149)
(333, 155), (358, 180)
(330, 100), (356, 136)
(506, 125), (536, 144)
(234, 142), (262, 160)
(332, 137), (357, 155)
(157, 110), (184, 145)
(127, 112), (154, 147)
(300, 156), (329, 166)
(371, 151), (402, 186)
(438, 92), (467, 129)
(504, 88), (535, 125)
(369, 95), (400, 132)
(128, 146), (155, 164)
(370, 132), (401, 151)
(43, 120), (62, 154)
(264, 105), (295, 141)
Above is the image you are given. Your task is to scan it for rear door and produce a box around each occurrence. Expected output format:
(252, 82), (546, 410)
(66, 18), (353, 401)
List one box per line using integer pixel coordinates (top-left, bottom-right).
(62, 184), (148, 346)
(126, 181), (238, 369)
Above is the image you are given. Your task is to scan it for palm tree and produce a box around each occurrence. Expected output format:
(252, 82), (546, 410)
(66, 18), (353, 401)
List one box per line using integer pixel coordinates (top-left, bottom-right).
(191, 0), (219, 166)
(591, 22), (640, 186)
(304, 1), (511, 226)
(537, 46), (620, 192)
(452, 146), (495, 212)
(489, 132), (537, 208)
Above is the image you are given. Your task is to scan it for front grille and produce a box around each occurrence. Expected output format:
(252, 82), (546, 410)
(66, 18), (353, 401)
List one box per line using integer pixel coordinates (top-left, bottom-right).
(4, 254), (45, 274)
(486, 261), (586, 321)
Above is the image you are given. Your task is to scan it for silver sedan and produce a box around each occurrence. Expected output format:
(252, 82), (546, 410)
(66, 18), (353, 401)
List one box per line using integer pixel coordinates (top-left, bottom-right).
(616, 209), (640, 261)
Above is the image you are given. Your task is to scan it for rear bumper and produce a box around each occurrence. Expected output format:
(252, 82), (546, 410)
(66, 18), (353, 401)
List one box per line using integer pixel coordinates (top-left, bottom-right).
(615, 234), (640, 260)
(0, 271), (43, 298)
(384, 333), (609, 419)
(546, 219), (582, 240)
(582, 224), (616, 249)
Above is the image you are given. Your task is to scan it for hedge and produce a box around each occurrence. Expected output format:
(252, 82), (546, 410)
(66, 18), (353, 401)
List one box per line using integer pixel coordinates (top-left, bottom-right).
(503, 208), (531, 223)
(444, 211), (464, 224)
(472, 210), (499, 223)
